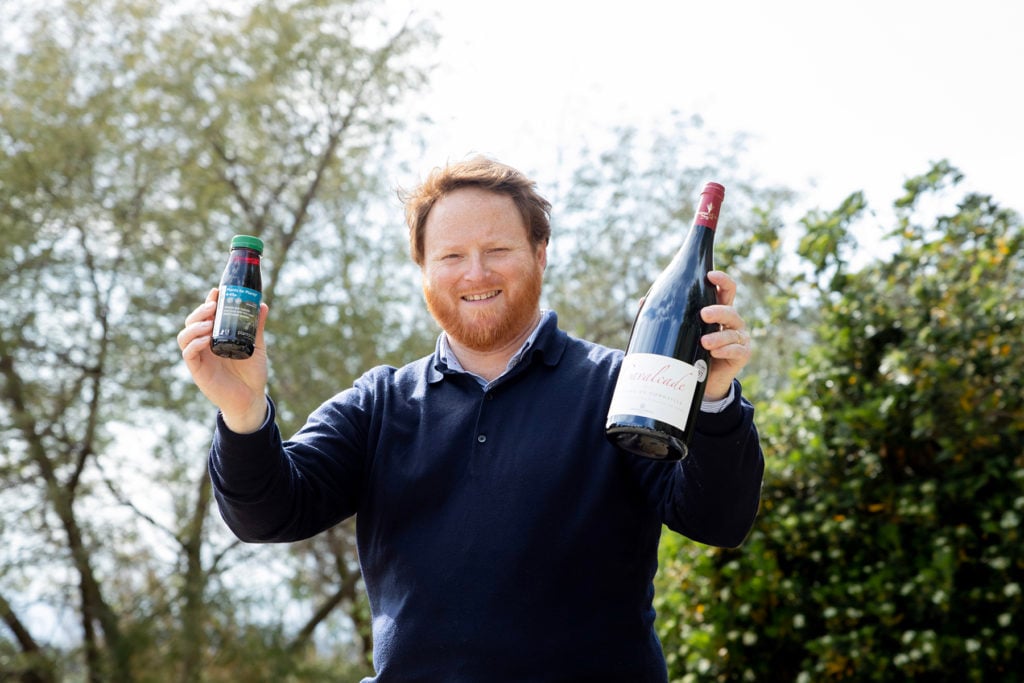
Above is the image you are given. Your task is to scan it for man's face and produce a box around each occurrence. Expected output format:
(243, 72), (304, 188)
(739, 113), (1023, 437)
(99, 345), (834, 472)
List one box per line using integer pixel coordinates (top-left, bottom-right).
(421, 187), (547, 353)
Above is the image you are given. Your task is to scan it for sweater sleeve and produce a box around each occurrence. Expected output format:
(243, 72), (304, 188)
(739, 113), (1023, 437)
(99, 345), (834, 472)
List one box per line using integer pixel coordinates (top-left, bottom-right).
(649, 380), (765, 548)
(209, 394), (366, 543)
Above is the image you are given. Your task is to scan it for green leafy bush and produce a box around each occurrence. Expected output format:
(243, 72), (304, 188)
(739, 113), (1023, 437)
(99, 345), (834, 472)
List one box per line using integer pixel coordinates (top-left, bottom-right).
(658, 163), (1024, 682)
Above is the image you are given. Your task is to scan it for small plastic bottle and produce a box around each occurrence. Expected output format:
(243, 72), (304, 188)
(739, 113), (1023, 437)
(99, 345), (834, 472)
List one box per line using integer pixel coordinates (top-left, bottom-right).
(211, 235), (264, 359)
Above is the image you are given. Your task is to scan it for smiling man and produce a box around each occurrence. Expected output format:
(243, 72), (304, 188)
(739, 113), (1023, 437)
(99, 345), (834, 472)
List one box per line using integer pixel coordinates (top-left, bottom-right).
(418, 184), (547, 380)
(177, 155), (764, 682)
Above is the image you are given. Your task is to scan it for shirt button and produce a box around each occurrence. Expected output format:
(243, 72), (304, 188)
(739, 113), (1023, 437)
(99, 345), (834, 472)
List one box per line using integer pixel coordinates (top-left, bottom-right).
(477, 434), (487, 443)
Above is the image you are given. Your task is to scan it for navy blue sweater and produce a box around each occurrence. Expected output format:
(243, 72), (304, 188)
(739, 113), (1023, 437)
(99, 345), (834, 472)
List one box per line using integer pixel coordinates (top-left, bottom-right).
(209, 313), (764, 682)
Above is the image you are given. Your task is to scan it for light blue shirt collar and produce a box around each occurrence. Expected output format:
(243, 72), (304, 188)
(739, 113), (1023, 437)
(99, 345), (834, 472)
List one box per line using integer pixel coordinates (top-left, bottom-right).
(440, 310), (554, 388)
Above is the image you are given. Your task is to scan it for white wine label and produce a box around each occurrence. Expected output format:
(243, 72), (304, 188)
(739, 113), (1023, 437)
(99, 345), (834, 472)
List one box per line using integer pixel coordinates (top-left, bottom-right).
(607, 353), (702, 431)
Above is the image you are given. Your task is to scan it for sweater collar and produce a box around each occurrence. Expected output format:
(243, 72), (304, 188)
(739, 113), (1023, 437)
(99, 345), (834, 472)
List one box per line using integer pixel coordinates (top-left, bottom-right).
(427, 310), (567, 384)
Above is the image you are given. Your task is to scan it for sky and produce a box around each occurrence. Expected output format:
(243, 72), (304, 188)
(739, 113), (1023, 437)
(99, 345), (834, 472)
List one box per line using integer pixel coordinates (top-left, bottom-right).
(406, 0), (1023, 219)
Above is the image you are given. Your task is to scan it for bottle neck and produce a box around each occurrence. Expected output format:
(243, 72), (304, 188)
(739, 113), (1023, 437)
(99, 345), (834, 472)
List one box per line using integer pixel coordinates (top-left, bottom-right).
(694, 182), (724, 232)
(230, 248), (261, 265)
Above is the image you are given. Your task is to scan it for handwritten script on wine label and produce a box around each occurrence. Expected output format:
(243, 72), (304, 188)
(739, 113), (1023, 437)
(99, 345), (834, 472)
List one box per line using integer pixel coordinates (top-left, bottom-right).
(607, 353), (702, 431)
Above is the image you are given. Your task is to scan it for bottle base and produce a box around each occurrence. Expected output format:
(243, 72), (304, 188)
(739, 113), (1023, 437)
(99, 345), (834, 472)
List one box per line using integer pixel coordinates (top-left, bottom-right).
(606, 426), (688, 461)
(210, 340), (255, 360)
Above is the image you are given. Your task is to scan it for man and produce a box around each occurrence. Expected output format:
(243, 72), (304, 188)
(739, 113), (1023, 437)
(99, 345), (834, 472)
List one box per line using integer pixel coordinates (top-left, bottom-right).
(177, 156), (764, 682)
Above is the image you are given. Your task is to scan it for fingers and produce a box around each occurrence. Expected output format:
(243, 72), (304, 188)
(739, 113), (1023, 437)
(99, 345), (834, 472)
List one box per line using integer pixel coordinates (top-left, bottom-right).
(182, 303), (215, 331)
(701, 270), (743, 333)
(706, 270), (736, 306)
(700, 271), (751, 361)
(700, 271), (752, 394)
(178, 292), (270, 365)
(700, 305), (751, 356)
(701, 304), (743, 331)
(179, 292), (217, 352)
(178, 321), (212, 363)
(702, 326), (752, 359)
(178, 289), (219, 360)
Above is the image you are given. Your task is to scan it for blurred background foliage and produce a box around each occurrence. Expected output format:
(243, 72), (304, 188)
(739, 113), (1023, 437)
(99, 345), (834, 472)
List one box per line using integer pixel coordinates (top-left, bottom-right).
(1, 0), (1021, 681)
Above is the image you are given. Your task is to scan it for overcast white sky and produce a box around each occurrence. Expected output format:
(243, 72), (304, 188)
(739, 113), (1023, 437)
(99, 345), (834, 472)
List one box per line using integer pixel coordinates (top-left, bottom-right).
(407, 0), (1022, 217)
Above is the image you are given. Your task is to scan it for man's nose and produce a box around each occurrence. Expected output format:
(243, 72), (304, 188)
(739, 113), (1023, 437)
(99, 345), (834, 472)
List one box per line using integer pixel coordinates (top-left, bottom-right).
(464, 253), (489, 280)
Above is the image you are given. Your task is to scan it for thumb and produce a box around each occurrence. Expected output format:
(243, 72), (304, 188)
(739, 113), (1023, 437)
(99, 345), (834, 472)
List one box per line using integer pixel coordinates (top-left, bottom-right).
(254, 302), (270, 352)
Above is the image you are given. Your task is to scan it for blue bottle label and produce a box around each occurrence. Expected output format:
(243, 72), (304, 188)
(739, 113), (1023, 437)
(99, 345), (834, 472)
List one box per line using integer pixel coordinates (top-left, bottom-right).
(213, 284), (261, 344)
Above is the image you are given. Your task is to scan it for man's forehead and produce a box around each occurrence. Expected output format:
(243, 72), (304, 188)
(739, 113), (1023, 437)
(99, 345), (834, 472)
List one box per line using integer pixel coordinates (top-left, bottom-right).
(430, 186), (515, 214)
(426, 190), (525, 235)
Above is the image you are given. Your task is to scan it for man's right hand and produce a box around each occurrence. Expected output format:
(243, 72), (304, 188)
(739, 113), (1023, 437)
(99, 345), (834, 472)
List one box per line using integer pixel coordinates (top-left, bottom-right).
(177, 287), (270, 434)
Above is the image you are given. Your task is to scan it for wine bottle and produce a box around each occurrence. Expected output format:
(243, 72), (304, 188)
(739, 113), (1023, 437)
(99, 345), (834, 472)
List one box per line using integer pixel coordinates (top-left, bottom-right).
(605, 182), (725, 460)
(211, 234), (264, 359)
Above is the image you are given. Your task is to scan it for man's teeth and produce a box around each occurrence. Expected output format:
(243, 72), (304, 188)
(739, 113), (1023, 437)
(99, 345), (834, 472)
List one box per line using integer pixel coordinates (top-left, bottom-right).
(463, 291), (500, 301)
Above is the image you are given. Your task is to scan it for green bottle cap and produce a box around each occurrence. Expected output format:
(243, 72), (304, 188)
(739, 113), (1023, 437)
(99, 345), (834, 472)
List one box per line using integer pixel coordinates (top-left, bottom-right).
(230, 235), (264, 253)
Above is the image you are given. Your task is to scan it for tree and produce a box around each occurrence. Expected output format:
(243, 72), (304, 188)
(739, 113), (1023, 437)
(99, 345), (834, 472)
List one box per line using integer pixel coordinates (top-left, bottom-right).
(0, 0), (436, 679)
(658, 162), (1024, 681)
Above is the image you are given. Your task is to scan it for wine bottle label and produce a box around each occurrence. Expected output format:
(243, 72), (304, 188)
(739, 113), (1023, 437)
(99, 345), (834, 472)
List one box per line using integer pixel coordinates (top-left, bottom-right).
(607, 353), (706, 431)
(213, 284), (261, 342)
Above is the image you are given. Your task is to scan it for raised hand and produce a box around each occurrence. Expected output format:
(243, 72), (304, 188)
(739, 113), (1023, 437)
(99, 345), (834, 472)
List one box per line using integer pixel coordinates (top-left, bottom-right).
(700, 270), (753, 401)
(177, 287), (270, 433)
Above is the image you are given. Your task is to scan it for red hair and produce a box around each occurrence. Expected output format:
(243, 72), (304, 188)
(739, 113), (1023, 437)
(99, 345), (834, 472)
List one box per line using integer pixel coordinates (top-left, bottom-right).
(401, 156), (551, 266)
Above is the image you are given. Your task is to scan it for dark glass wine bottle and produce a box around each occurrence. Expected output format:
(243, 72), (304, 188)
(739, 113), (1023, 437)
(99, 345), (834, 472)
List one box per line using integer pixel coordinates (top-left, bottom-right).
(605, 182), (725, 460)
(211, 234), (264, 359)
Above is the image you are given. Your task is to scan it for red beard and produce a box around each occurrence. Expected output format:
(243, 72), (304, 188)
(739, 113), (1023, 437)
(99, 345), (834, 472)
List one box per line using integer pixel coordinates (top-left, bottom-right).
(424, 260), (544, 353)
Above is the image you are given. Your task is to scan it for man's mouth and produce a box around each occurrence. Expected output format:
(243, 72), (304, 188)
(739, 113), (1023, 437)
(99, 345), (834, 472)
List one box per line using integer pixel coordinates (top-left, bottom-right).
(462, 290), (501, 302)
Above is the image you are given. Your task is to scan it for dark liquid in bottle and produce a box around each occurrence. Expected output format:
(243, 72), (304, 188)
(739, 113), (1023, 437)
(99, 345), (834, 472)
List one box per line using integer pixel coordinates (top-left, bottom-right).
(211, 241), (262, 359)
